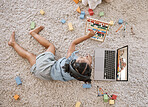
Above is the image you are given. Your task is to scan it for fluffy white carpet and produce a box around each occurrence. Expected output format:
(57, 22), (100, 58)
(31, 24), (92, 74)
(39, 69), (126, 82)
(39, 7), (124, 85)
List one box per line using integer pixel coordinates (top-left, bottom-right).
(0, 0), (148, 106)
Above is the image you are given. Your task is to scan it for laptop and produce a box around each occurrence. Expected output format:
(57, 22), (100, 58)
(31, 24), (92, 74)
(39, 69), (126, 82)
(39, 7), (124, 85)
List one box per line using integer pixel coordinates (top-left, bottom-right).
(94, 45), (128, 81)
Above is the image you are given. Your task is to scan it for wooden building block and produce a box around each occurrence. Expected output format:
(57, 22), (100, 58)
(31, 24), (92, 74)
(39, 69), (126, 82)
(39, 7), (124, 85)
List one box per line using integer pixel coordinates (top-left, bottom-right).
(109, 100), (115, 104)
(81, 11), (85, 15)
(68, 23), (73, 31)
(76, 6), (81, 13)
(30, 22), (35, 30)
(14, 95), (19, 100)
(83, 84), (91, 88)
(73, 0), (79, 4)
(15, 76), (22, 85)
(40, 10), (45, 15)
(88, 9), (94, 16)
(75, 101), (81, 107)
(109, 21), (114, 26)
(79, 0), (82, 1)
(80, 14), (85, 19)
(111, 94), (117, 100)
(103, 94), (109, 102)
(99, 12), (104, 17)
(61, 19), (66, 24)
(118, 19), (123, 24)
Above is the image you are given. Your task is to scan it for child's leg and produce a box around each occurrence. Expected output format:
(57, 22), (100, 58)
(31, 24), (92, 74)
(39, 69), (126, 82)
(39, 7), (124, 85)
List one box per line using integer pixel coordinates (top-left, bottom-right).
(29, 26), (55, 55)
(8, 32), (36, 66)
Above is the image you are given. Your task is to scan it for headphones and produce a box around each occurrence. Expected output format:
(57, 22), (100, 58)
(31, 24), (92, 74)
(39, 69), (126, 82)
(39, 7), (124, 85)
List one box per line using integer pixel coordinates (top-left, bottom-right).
(68, 59), (91, 81)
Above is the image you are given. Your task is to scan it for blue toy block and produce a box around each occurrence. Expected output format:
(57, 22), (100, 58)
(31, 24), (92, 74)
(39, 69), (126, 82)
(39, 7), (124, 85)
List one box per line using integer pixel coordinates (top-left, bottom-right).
(118, 19), (123, 24)
(81, 11), (85, 15)
(61, 19), (66, 24)
(15, 76), (22, 85)
(80, 14), (85, 19)
(83, 84), (91, 88)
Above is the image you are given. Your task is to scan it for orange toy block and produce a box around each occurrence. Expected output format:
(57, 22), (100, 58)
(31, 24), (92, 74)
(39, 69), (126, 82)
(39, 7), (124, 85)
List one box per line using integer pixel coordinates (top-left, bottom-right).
(76, 7), (81, 13)
(73, 0), (79, 4)
(14, 95), (19, 100)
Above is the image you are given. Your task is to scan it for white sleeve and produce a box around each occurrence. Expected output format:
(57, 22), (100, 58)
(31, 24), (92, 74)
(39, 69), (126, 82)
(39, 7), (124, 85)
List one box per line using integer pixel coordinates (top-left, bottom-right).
(88, 0), (102, 9)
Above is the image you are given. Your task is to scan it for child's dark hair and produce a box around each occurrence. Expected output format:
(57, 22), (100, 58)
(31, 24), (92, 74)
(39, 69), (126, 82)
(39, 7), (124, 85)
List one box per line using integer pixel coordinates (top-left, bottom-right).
(63, 59), (92, 83)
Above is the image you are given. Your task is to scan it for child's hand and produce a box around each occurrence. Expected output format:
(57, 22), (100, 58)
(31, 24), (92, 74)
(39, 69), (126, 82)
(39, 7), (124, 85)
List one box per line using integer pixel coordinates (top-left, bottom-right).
(88, 30), (97, 37)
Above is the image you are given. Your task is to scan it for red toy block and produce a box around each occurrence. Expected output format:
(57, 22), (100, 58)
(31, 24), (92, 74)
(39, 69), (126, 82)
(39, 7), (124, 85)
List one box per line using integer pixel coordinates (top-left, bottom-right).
(88, 9), (94, 16)
(111, 94), (117, 100)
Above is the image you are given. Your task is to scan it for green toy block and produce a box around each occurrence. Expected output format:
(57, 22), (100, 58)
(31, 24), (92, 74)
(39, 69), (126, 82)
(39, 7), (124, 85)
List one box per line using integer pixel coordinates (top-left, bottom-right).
(99, 12), (104, 17)
(31, 22), (35, 29)
(104, 94), (109, 102)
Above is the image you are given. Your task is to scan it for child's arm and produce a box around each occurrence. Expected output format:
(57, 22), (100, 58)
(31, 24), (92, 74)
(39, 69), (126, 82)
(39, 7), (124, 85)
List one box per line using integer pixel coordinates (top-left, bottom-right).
(66, 30), (96, 58)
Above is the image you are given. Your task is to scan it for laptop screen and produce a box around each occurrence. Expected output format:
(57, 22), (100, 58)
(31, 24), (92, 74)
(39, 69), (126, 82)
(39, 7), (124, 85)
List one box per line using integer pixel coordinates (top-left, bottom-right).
(117, 46), (128, 81)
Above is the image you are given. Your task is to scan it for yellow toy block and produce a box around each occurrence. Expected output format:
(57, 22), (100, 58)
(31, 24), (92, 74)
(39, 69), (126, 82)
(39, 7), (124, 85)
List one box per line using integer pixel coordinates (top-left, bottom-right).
(40, 10), (45, 15)
(14, 95), (19, 100)
(109, 100), (115, 105)
(68, 23), (74, 31)
(75, 101), (81, 107)
(73, 0), (79, 4)
(109, 21), (114, 26)
(76, 6), (81, 13)
(79, 0), (82, 2)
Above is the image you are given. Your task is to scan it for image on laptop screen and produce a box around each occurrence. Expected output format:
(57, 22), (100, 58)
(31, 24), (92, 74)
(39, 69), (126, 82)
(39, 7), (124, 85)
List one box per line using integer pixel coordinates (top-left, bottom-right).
(117, 46), (128, 81)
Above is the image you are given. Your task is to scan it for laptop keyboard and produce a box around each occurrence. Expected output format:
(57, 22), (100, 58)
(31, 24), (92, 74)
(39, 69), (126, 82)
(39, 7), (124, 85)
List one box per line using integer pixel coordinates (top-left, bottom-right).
(104, 50), (115, 79)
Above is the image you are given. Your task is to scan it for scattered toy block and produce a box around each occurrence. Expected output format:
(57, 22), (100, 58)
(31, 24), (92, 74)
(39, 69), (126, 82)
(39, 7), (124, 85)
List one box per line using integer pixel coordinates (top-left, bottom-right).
(14, 95), (19, 100)
(61, 19), (66, 24)
(75, 101), (81, 107)
(109, 21), (114, 26)
(118, 19), (123, 24)
(83, 84), (91, 88)
(79, 0), (82, 1)
(103, 94), (109, 102)
(80, 11), (85, 19)
(15, 76), (22, 85)
(76, 6), (81, 13)
(68, 23), (73, 31)
(88, 9), (94, 16)
(30, 22), (35, 30)
(40, 9), (45, 15)
(81, 11), (85, 15)
(111, 94), (117, 100)
(109, 100), (115, 105)
(80, 14), (85, 19)
(99, 12), (104, 17)
(73, 0), (79, 4)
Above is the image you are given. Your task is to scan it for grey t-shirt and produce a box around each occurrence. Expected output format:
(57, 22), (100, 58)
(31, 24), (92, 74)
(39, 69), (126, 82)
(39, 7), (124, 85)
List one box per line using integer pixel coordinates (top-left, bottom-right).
(50, 51), (79, 81)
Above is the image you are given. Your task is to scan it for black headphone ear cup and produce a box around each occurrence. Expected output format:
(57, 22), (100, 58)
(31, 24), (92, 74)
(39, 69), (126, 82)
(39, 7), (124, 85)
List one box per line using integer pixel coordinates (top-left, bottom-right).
(69, 64), (90, 81)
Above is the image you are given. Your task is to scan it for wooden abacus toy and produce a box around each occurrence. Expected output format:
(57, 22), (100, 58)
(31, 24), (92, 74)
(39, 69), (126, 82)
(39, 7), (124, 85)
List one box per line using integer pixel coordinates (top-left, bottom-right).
(85, 17), (110, 42)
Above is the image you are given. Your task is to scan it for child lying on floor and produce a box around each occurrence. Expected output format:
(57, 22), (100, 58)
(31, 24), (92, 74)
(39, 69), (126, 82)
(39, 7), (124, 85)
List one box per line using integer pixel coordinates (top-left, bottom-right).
(8, 26), (96, 83)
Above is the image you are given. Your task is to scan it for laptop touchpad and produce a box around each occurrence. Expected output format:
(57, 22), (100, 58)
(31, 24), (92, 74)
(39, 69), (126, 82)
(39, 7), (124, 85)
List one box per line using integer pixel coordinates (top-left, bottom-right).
(94, 57), (104, 80)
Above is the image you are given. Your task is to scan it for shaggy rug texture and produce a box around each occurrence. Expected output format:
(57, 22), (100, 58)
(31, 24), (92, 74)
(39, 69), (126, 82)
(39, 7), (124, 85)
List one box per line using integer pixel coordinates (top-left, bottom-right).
(0, 0), (148, 107)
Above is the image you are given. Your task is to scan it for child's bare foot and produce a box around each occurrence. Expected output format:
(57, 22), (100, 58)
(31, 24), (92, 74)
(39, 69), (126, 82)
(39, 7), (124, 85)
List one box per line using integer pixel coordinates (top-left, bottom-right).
(29, 26), (44, 35)
(8, 31), (16, 46)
